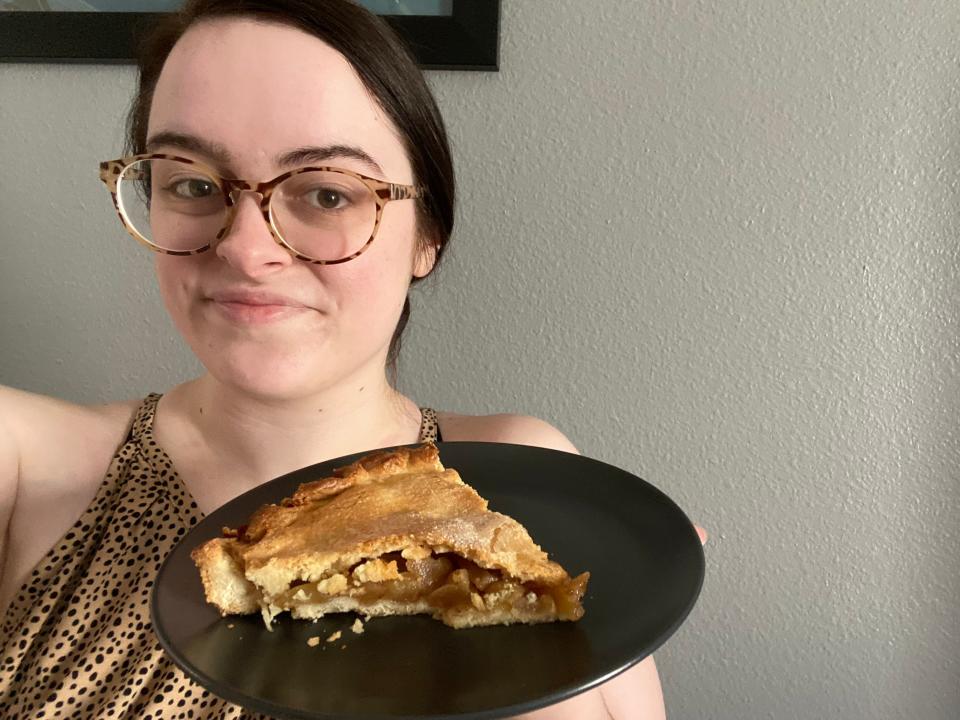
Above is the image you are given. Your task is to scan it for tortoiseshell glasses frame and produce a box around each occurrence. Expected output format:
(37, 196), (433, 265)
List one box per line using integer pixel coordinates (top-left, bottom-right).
(98, 153), (424, 265)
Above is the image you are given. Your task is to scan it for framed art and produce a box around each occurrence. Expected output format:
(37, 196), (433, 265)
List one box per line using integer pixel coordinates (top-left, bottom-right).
(0, 0), (499, 70)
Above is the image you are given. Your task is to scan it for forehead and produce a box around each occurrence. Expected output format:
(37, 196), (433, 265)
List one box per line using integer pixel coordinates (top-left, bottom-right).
(147, 18), (410, 178)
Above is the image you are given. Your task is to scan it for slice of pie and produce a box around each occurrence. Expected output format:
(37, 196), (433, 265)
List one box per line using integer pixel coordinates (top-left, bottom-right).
(191, 443), (589, 629)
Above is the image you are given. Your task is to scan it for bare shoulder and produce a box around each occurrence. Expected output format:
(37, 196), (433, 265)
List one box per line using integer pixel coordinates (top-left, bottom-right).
(0, 384), (140, 424)
(435, 412), (579, 454)
(1, 385), (140, 487)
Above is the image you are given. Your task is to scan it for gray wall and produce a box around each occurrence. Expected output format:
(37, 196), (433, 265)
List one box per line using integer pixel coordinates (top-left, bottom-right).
(1, 1), (958, 718)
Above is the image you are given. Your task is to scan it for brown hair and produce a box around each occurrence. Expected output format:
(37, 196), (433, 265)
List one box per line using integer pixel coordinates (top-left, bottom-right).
(126, 0), (455, 374)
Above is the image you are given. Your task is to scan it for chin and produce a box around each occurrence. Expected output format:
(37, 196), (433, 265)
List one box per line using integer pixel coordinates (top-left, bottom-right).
(199, 345), (333, 401)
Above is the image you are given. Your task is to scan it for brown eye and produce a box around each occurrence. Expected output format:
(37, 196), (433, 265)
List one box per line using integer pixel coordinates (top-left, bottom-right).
(172, 178), (216, 199)
(310, 188), (345, 210)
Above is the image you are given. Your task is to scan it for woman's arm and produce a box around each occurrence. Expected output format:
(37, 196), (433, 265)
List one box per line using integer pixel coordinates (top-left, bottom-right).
(599, 657), (666, 719)
(438, 413), (669, 720)
(0, 394), (20, 606)
(0, 386), (137, 615)
(509, 656), (665, 720)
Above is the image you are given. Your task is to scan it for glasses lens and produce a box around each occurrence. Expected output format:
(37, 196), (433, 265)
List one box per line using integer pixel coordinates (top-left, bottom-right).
(117, 159), (224, 252)
(270, 170), (378, 262)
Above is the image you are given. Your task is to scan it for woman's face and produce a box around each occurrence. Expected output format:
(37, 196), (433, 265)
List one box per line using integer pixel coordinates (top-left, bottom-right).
(147, 18), (431, 400)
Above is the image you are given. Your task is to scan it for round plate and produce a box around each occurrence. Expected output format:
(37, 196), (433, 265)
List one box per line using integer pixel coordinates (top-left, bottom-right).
(152, 442), (704, 719)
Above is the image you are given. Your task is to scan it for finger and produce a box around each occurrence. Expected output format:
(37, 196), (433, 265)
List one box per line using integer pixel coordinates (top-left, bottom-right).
(695, 525), (708, 546)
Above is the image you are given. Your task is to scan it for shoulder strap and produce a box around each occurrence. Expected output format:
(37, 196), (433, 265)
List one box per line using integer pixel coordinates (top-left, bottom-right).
(418, 407), (443, 443)
(127, 393), (162, 441)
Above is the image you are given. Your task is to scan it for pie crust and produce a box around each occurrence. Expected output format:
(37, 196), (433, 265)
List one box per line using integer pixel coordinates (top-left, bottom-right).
(191, 443), (589, 628)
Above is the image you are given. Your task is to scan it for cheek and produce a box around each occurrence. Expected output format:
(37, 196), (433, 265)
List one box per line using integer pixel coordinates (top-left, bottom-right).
(316, 258), (408, 319)
(154, 256), (181, 309)
(356, 204), (418, 282)
(154, 256), (199, 325)
(317, 208), (417, 314)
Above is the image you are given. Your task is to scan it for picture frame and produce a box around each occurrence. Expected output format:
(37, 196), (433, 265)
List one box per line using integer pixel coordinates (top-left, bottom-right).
(0, 0), (499, 70)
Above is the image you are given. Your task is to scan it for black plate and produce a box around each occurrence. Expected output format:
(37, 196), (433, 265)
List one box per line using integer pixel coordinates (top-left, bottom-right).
(152, 442), (704, 719)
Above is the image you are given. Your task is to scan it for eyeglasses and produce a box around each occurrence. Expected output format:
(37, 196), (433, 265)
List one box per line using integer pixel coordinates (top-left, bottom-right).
(98, 153), (424, 265)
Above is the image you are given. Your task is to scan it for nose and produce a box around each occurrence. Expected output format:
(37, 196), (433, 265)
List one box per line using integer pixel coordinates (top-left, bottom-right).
(214, 190), (293, 277)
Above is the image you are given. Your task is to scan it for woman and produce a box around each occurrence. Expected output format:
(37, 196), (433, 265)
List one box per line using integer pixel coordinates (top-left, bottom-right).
(0, 1), (700, 717)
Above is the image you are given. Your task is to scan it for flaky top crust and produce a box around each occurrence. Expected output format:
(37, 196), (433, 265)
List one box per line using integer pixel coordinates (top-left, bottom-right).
(193, 444), (570, 598)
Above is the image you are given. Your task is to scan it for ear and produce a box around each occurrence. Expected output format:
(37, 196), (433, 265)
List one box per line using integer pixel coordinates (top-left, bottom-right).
(412, 238), (438, 279)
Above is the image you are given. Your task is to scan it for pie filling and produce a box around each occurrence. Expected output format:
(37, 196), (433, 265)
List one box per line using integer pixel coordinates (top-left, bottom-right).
(265, 550), (588, 621)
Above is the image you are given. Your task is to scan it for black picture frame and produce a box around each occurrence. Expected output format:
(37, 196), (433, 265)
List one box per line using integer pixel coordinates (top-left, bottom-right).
(0, 0), (499, 70)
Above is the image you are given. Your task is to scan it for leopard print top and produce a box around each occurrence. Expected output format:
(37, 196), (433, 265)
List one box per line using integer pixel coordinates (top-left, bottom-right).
(0, 394), (440, 719)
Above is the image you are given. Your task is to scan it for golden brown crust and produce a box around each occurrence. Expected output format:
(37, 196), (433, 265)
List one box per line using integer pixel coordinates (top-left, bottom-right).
(191, 443), (587, 627)
(190, 538), (259, 614)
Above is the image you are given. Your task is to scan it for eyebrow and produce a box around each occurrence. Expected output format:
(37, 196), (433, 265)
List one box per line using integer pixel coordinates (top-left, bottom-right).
(144, 131), (385, 176)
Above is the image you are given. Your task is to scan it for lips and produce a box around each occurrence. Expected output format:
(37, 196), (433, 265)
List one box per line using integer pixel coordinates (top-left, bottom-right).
(207, 288), (312, 324)
(209, 289), (307, 307)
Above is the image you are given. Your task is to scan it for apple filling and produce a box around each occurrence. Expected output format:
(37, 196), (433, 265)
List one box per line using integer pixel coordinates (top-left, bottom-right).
(269, 549), (588, 622)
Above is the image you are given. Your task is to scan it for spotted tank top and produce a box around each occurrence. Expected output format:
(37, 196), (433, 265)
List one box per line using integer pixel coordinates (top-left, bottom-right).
(0, 394), (441, 719)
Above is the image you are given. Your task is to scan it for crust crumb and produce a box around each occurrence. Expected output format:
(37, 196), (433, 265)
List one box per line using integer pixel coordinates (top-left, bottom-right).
(351, 618), (365, 634)
(316, 574), (348, 595)
(326, 630), (342, 643)
(352, 558), (401, 583)
(401, 545), (432, 561)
